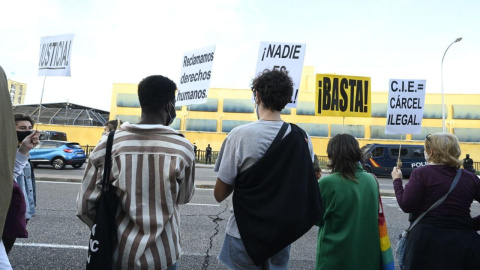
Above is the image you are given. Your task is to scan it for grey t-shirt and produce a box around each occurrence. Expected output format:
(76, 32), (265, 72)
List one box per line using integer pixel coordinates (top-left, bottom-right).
(214, 120), (314, 238)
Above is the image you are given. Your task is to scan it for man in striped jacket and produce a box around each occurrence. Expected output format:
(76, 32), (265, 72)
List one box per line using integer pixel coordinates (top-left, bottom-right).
(77, 75), (195, 270)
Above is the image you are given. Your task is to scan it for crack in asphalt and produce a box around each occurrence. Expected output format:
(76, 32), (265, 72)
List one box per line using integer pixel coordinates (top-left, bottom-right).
(201, 199), (229, 270)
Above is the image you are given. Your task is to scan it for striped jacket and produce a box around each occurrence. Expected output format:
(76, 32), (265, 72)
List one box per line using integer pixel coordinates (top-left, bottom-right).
(76, 123), (195, 270)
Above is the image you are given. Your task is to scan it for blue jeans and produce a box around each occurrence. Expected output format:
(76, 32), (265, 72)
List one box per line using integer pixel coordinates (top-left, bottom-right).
(218, 234), (291, 270)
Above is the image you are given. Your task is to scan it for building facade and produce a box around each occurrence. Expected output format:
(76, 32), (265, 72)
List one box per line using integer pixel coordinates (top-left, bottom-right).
(109, 67), (480, 159)
(8, 79), (27, 105)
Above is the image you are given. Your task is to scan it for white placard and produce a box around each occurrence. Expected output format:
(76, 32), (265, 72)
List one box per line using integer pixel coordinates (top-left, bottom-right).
(386, 79), (426, 134)
(38, 34), (75, 76)
(176, 45), (216, 106)
(254, 42), (306, 108)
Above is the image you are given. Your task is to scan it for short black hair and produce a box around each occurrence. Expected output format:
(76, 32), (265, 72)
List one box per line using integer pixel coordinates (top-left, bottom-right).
(14, 114), (35, 126)
(327, 134), (363, 182)
(251, 69), (293, 111)
(138, 75), (176, 113)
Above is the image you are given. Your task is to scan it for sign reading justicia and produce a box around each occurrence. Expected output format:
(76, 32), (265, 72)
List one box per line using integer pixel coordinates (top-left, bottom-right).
(38, 34), (75, 77)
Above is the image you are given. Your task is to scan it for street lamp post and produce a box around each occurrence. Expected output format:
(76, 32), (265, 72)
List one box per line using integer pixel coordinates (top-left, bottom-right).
(441, 37), (462, 133)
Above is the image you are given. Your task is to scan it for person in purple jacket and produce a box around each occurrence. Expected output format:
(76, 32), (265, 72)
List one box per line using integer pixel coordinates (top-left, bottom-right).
(392, 133), (480, 270)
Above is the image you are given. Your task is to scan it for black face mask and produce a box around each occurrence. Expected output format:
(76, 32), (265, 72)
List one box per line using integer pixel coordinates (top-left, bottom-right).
(166, 101), (176, 126)
(17, 130), (33, 143)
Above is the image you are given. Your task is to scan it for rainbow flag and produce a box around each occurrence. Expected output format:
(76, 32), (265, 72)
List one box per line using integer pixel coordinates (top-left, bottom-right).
(379, 214), (395, 270)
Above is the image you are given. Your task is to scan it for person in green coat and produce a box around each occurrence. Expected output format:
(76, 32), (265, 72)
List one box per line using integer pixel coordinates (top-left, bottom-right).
(316, 134), (381, 270)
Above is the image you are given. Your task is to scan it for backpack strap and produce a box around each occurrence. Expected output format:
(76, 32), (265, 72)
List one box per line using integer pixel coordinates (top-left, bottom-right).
(264, 122), (289, 156)
(102, 131), (115, 191)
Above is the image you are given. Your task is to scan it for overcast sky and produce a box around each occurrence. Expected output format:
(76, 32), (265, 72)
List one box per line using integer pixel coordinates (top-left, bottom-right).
(1, 0), (478, 111)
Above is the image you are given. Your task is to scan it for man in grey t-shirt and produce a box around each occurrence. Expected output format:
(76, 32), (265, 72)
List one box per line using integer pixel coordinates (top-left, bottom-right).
(214, 70), (314, 269)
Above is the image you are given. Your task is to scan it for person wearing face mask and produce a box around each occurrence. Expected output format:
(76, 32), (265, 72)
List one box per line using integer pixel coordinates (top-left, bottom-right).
(214, 69), (321, 269)
(2, 114), (39, 255)
(77, 75), (195, 270)
(391, 133), (480, 269)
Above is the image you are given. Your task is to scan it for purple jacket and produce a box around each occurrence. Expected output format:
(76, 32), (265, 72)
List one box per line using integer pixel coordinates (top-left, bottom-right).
(3, 181), (28, 238)
(394, 164), (480, 230)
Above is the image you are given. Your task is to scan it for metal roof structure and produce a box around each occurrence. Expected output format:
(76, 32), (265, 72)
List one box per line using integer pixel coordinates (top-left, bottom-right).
(12, 102), (109, 126)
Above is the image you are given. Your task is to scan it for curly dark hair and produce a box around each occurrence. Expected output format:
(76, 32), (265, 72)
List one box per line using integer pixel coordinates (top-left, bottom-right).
(251, 69), (293, 111)
(138, 75), (176, 113)
(326, 134), (363, 182)
(14, 114), (35, 126)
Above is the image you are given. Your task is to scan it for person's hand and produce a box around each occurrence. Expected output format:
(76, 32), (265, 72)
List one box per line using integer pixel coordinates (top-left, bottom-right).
(18, 130), (39, 155)
(391, 166), (403, 180)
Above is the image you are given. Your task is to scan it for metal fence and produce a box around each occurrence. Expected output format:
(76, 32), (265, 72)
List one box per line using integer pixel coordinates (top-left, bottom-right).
(78, 148), (480, 175)
(80, 145), (96, 158)
(195, 150), (219, 164)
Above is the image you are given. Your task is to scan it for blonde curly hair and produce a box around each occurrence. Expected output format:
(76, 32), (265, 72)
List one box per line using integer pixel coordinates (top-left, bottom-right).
(425, 133), (462, 168)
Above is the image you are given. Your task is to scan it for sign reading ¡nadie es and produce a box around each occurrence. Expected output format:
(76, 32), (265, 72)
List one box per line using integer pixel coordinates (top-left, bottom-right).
(385, 79), (426, 134)
(315, 74), (371, 117)
(38, 34), (75, 77)
(254, 42), (306, 108)
(176, 45), (216, 106)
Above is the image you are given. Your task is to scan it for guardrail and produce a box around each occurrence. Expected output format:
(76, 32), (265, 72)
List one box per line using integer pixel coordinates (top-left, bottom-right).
(195, 150), (219, 164)
(80, 145), (95, 158)
(78, 146), (479, 174)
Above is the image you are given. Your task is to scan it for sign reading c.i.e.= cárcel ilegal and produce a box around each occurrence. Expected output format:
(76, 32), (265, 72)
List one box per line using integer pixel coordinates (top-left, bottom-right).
(176, 45), (216, 106)
(254, 42), (306, 108)
(385, 79), (426, 134)
(38, 34), (75, 76)
(315, 74), (371, 117)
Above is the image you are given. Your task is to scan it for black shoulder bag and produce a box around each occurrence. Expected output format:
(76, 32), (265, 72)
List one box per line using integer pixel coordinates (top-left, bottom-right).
(86, 131), (119, 270)
(233, 123), (323, 265)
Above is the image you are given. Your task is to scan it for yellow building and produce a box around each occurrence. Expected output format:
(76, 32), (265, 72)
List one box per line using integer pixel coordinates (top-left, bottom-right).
(8, 79), (27, 105)
(110, 67), (480, 159)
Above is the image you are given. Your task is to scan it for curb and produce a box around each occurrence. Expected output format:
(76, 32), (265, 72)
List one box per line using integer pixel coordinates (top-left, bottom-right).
(37, 177), (82, 183)
(36, 178), (396, 196)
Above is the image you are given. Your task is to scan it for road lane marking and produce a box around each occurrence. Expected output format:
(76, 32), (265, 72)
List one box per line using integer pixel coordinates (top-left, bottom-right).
(14, 243), (204, 256)
(37, 181), (80, 185)
(186, 203), (219, 207)
(15, 243), (87, 250)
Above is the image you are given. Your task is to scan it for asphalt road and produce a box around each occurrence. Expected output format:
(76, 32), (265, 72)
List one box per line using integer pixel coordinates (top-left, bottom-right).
(34, 163), (219, 183)
(34, 164), (397, 192)
(9, 181), (480, 269)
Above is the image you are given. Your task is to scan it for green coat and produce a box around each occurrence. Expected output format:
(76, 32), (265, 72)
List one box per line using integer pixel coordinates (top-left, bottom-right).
(316, 164), (381, 270)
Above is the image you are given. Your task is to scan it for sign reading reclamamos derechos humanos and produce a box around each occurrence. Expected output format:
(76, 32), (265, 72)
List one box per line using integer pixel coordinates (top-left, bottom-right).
(255, 42), (306, 108)
(386, 79), (426, 134)
(38, 34), (75, 76)
(315, 74), (371, 117)
(176, 45), (216, 106)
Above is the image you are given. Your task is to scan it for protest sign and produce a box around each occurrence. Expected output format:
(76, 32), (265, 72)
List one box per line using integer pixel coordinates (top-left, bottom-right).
(385, 79), (426, 134)
(38, 34), (75, 76)
(315, 74), (371, 117)
(176, 45), (216, 106)
(254, 42), (306, 108)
